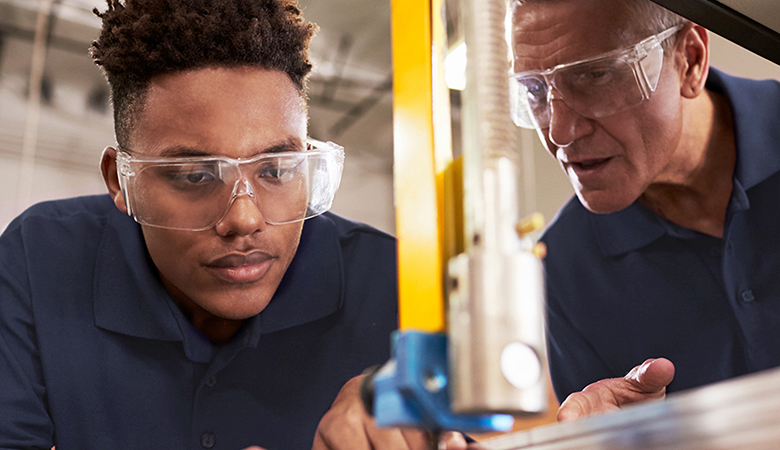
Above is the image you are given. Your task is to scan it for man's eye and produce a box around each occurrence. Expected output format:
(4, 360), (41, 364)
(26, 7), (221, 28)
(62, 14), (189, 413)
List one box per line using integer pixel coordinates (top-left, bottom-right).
(164, 164), (219, 187)
(260, 167), (285, 178)
(257, 158), (304, 181)
(574, 67), (616, 86)
(518, 78), (548, 109)
(182, 171), (215, 184)
(520, 78), (546, 97)
(258, 164), (295, 181)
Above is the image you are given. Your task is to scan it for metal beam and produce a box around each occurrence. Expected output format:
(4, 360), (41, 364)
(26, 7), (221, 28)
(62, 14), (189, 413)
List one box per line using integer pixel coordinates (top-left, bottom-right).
(651, 0), (780, 65)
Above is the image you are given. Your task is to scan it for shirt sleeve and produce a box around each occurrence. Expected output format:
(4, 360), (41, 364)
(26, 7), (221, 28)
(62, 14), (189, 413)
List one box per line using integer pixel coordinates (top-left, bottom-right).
(0, 221), (55, 449)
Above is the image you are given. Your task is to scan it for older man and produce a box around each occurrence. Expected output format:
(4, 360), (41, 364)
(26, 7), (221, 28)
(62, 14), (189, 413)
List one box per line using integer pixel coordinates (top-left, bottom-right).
(313, 0), (780, 446)
(512, 0), (780, 419)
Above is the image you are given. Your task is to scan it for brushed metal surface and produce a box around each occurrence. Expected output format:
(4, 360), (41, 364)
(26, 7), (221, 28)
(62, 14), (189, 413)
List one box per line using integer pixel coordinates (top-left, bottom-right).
(483, 366), (780, 449)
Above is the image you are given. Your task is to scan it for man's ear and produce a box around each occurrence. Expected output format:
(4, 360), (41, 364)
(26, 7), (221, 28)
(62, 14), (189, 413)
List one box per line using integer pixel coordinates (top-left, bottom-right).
(676, 23), (710, 99)
(100, 147), (128, 214)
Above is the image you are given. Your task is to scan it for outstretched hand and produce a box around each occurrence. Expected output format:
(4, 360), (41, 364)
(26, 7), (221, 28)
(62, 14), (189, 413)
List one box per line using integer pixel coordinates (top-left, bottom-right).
(557, 358), (675, 422)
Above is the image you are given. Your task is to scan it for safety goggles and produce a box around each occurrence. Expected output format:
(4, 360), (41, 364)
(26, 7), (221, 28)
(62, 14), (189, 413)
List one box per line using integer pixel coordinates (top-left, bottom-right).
(510, 24), (683, 129)
(116, 139), (345, 231)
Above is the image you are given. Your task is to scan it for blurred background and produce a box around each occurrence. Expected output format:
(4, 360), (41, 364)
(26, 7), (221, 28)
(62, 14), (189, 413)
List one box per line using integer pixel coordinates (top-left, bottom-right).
(1, 0), (780, 234)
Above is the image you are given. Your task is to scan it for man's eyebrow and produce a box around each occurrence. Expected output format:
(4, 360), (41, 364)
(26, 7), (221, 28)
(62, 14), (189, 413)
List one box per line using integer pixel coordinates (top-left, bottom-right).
(156, 137), (304, 158)
(159, 146), (212, 157)
(261, 137), (305, 154)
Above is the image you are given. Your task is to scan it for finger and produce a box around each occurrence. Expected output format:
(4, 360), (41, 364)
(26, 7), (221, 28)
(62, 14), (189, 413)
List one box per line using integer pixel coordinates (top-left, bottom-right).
(312, 376), (373, 450)
(318, 416), (427, 450)
(556, 394), (586, 422)
(623, 358), (675, 395)
(364, 425), (431, 450)
(556, 385), (621, 422)
(558, 375), (634, 422)
(439, 432), (468, 450)
(312, 432), (327, 450)
(313, 421), (372, 450)
(399, 427), (437, 450)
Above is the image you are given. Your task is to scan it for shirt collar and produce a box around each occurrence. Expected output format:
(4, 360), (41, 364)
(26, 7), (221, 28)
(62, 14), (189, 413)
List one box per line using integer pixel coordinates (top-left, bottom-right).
(257, 213), (345, 335)
(591, 68), (780, 256)
(709, 68), (780, 190)
(591, 202), (666, 256)
(93, 211), (182, 340)
(93, 211), (345, 342)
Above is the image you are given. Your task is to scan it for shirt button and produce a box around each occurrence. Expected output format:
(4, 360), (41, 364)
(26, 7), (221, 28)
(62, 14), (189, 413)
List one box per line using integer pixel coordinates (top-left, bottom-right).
(201, 432), (216, 449)
(740, 289), (755, 303)
(205, 376), (217, 387)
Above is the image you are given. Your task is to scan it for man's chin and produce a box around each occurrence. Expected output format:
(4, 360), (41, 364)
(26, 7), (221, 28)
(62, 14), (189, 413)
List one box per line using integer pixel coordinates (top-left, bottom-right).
(202, 294), (274, 321)
(577, 191), (635, 215)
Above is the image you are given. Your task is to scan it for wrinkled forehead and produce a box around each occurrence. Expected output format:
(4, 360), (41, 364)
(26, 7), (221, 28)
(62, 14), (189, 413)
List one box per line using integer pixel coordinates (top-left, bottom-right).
(510, 0), (634, 73)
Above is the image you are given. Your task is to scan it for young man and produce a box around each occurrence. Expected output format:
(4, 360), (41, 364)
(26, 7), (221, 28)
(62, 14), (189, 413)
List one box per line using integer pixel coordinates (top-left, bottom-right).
(0, 1), (397, 448)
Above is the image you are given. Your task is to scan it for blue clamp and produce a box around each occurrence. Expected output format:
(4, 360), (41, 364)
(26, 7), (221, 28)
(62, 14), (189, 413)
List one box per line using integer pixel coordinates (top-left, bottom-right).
(372, 330), (514, 433)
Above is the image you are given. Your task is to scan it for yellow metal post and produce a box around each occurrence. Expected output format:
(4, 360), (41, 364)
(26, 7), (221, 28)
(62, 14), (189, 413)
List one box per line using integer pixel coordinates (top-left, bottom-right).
(391, 0), (455, 332)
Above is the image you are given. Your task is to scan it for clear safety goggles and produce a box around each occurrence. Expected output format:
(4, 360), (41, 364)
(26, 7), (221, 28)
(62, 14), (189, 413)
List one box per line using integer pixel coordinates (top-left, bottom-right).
(116, 139), (345, 231)
(510, 24), (683, 129)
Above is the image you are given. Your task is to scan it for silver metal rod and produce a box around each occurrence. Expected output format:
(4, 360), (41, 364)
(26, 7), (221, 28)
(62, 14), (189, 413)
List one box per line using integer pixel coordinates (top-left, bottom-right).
(449, 0), (548, 417)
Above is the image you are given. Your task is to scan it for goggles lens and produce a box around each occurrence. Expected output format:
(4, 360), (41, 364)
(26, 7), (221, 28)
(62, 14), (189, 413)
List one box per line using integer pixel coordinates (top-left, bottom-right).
(510, 24), (682, 129)
(117, 139), (344, 230)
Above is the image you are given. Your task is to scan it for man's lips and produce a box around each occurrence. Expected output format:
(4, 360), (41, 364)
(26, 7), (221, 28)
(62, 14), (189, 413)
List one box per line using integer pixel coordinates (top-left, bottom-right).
(565, 157), (614, 172)
(205, 251), (274, 284)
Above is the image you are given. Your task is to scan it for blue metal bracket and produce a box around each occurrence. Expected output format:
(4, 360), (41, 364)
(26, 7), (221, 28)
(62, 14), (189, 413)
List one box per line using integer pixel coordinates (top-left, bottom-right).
(372, 330), (514, 433)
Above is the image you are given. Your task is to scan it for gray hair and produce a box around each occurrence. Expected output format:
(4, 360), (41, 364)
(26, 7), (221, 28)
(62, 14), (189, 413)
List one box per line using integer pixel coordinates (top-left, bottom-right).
(621, 0), (687, 50)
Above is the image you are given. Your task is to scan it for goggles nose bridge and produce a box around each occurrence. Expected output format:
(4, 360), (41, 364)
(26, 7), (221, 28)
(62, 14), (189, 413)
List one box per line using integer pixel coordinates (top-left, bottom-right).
(546, 79), (563, 101)
(231, 177), (256, 199)
(223, 177), (262, 221)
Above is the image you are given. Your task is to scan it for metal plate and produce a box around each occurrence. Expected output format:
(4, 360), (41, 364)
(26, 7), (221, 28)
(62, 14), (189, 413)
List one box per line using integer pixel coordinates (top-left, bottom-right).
(483, 366), (780, 449)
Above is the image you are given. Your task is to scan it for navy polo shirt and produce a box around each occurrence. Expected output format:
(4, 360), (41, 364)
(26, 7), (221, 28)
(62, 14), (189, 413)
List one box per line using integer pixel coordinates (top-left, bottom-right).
(541, 68), (780, 402)
(0, 195), (397, 449)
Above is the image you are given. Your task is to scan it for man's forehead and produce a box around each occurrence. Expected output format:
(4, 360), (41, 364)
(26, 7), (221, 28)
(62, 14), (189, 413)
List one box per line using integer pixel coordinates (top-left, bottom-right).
(128, 67), (307, 158)
(511, 0), (631, 71)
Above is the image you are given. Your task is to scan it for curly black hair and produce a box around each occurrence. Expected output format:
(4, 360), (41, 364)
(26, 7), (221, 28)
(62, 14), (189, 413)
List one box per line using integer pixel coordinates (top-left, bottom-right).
(90, 0), (316, 148)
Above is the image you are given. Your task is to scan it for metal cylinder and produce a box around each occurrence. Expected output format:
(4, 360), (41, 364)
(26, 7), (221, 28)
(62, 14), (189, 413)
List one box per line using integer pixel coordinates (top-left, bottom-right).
(449, 0), (548, 415)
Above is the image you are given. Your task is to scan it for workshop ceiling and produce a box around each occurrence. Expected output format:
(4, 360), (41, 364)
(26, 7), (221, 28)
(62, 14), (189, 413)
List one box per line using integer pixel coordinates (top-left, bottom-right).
(0, 0), (395, 174)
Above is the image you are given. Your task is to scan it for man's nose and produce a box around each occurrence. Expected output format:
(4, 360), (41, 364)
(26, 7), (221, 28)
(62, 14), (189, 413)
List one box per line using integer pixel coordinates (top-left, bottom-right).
(215, 179), (267, 236)
(546, 92), (594, 148)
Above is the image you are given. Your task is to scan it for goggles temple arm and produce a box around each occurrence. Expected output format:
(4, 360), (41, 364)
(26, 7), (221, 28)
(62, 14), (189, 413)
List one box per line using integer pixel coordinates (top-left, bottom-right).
(115, 151), (135, 218)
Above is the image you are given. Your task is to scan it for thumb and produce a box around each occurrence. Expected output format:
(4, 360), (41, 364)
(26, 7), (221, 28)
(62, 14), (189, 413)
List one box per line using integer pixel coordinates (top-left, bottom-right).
(624, 358), (675, 395)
